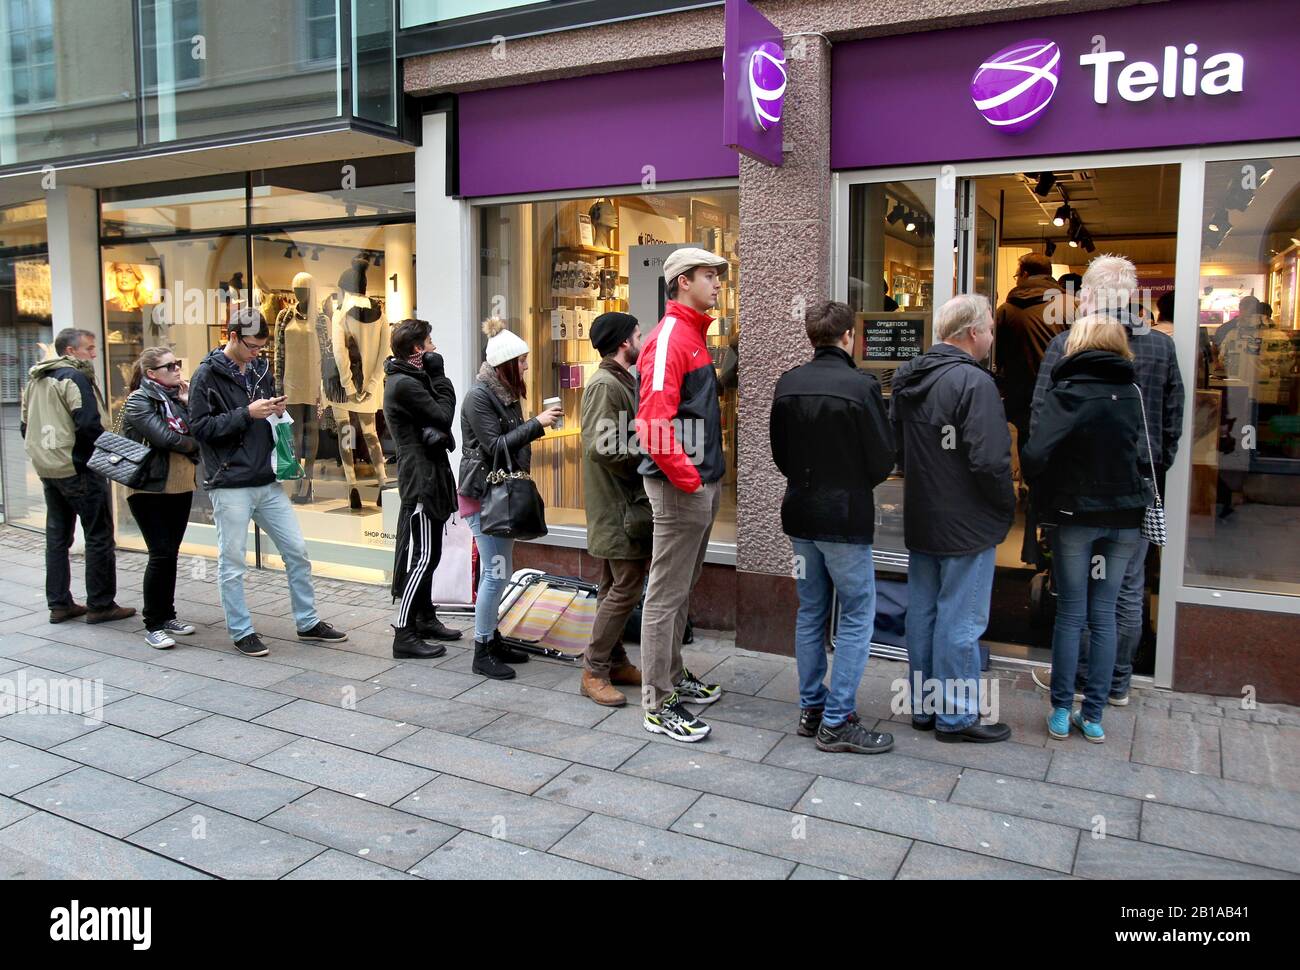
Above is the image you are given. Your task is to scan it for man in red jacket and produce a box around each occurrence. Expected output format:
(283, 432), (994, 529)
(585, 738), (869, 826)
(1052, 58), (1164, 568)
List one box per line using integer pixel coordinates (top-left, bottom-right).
(635, 247), (729, 742)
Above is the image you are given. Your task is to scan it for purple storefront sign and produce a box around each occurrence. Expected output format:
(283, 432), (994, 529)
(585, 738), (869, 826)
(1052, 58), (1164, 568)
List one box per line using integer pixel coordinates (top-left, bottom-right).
(722, 0), (786, 166)
(457, 59), (738, 198)
(832, 0), (1300, 170)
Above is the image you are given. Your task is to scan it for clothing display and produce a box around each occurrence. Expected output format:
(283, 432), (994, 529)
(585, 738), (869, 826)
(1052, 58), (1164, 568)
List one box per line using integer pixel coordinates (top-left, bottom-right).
(327, 257), (390, 490)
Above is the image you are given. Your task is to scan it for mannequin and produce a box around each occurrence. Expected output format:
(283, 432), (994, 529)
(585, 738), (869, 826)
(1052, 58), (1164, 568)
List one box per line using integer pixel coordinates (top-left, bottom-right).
(276, 271), (324, 503)
(324, 255), (390, 509)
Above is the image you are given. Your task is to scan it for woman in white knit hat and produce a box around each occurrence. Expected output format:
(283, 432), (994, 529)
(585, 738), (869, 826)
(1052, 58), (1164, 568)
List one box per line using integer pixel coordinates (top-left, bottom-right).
(457, 318), (562, 679)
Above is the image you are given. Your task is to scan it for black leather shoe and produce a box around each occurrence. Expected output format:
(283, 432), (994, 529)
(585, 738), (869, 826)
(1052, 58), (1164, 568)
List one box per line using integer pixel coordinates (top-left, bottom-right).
(392, 625), (447, 659)
(416, 611), (464, 642)
(911, 717), (936, 732)
(797, 706), (824, 737)
(935, 721), (1012, 744)
(472, 637), (515, 680)
(490, 630), (529, 664)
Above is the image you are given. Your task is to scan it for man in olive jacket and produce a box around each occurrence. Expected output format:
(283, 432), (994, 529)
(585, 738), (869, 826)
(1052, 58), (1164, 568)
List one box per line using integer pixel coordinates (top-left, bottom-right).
(579, 312), (651, 707)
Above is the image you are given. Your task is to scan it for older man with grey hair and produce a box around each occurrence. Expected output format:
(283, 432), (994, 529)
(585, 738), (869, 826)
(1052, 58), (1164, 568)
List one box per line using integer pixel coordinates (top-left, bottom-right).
(891, 294), (1015, 743)
(1029, 254), (1184, 704)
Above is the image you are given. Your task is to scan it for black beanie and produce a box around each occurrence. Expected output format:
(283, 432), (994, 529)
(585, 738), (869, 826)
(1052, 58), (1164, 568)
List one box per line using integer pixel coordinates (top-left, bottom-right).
(590, 311), (638, 356)
(339, 255), (370, 296)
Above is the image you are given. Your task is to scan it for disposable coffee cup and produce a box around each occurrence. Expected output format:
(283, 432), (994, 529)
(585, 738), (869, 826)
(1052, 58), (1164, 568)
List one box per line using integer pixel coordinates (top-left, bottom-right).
(543, 396), (563, 430)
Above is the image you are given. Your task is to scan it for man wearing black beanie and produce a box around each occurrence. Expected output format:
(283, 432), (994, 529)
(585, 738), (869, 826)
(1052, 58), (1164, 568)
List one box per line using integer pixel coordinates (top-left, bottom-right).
(578, 312), (651, 707)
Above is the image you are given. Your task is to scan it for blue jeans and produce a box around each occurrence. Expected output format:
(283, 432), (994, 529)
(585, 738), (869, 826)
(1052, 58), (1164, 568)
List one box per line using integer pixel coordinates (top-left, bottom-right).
(791, 539), (876, 728)
(467, 511), (513, 641)
(906, 547), (996, 732)
(209, 483), (318, 642)
(1050, 525), (1140, 722)
(1075, 537), (1148, 699)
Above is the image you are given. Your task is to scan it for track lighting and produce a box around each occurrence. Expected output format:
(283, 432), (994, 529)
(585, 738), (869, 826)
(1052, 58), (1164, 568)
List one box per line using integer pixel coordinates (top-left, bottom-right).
(1045, 239), (1056, 257)
(887, 202), (905, 225)
(1053, 204), (1071, 227)
(905, 211), (917, 232)
(1208, 210), (1229, 233)
(1034, 172), (1056, 196)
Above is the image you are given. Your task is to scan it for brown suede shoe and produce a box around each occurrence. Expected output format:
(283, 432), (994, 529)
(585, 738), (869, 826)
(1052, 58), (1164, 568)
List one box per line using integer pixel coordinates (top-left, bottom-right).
(608, 663), (642, 686)
(581, 671), (627, 707)
(85, 604), (137, 625)
(49, 603), (87, 624)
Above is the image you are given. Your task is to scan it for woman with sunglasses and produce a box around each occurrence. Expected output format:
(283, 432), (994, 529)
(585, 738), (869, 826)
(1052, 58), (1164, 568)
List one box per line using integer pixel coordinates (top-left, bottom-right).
(122, 347), (201, 649)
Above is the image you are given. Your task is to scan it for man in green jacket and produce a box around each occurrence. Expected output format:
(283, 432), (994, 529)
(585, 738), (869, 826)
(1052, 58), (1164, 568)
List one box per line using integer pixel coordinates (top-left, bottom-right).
(580, 312), (651, 707)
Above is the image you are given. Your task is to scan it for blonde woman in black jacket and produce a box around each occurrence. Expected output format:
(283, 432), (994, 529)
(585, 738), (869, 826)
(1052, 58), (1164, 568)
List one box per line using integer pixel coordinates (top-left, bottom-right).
(122, 347), (200, 650)
(1021, 316), (1152, 744)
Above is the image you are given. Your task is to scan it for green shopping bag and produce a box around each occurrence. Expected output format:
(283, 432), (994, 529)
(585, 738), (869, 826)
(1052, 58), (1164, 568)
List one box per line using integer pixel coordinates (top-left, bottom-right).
(267, 412), (304, 481)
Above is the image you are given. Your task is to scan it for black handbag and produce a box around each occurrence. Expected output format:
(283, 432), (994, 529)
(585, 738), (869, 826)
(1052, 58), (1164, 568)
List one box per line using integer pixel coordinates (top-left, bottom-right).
(88, 408), (152, 488)
(477, 388), (547, 540)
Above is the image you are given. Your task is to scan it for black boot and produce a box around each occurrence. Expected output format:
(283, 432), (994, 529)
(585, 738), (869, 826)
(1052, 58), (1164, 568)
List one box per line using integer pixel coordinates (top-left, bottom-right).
(416, 609), (463, 642)
(392, 624), (446, 660)
(491, 629), (529, 664)
(472, 637), (515, 680)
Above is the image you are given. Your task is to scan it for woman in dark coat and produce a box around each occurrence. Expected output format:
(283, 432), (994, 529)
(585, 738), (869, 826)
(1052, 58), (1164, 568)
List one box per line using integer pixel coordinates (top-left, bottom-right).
(122, 347), (201, 650)
(1021, 316), (1152, 744)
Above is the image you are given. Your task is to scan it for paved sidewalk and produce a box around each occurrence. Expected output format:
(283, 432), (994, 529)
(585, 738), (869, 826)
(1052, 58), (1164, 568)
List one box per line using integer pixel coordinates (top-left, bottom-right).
(0, 526), (1296, 880)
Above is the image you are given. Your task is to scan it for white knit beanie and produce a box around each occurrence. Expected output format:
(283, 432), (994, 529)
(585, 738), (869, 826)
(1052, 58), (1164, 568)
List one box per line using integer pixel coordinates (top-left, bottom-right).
(482, 317), (529, 366)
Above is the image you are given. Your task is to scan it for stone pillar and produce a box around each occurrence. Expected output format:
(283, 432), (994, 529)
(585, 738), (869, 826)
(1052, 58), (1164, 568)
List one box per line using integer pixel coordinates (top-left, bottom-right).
(46, 185), (105, 390)
(734, 33), (833, 652)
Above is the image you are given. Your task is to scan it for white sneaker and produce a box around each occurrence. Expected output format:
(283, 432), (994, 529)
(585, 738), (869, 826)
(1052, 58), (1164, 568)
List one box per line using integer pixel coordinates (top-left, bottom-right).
(145, 630), (176, 650)
(161, 619), (196, 636)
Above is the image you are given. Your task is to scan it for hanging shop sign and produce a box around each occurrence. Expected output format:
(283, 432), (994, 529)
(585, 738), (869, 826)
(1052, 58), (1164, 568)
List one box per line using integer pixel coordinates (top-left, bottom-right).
(722, 0), (786, 166)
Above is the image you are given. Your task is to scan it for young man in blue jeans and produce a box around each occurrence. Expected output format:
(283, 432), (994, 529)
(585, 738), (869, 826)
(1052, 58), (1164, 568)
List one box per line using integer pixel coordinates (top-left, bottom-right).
(891, 295), (1014, 743)
(770, 301), (895, 754)
(189, 308), (347, 656)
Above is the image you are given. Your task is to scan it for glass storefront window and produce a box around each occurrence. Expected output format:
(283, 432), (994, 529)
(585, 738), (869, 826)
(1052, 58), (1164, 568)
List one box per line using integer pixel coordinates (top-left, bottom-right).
(476, 187), (740, 542)
(250, 156), (414, 226)
(100, 175), (248, 238)
(1185, 155), (1300, 597)
(353, 0), (396, 127)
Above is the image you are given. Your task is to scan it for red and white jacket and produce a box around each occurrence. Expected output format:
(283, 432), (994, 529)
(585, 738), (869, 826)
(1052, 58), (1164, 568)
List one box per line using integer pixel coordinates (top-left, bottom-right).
(635, 300), (725, 493)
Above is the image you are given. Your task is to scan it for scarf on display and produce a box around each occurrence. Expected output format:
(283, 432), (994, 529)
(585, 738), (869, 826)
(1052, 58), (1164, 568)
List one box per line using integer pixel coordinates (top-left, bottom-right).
(144, 377), (188, 433)
(477, 360), (520, 406)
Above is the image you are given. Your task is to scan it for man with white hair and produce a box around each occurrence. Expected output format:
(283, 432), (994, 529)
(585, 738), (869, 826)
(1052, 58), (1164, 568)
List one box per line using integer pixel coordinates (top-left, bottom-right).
(1029, 254), (1184, 704)
(891, 294), (1015, 743)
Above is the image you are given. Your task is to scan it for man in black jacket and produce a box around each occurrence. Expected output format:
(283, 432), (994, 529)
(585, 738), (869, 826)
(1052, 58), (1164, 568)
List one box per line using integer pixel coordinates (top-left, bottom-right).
(383, 318), (462, 660)
(189, 308), (346, 657)
(892, 294), (1014, 744)
(770, 301), (895, 755)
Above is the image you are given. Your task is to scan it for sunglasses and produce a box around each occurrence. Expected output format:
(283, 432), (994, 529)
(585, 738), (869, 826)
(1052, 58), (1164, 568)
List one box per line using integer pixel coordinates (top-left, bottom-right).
(151, 361), (183, 372)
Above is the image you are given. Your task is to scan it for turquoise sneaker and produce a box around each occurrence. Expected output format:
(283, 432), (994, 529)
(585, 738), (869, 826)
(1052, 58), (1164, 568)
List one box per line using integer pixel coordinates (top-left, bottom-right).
(1046, 707), (1071, 739)
(1071, 710), (1106, 743)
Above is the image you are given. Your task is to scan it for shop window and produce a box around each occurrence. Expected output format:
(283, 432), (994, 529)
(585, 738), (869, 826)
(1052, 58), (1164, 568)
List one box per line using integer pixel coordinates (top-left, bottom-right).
(100, 174), (248, 238)
(1185, 155), (1300, 597)
(250, 156), (414, 226)
(476, 188), (740, 542)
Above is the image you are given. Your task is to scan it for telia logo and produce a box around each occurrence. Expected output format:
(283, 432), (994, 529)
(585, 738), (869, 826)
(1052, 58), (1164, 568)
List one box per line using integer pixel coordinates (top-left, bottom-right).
(970, 38), (1061, 133)
(748, 41), (787, 131)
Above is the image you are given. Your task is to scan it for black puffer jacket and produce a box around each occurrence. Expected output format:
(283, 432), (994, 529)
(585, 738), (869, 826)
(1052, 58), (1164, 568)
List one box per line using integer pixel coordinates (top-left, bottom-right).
(1020, 350), (1152, 522)
(891, 343), (1015, 555)
(122, 378), (199, 492)
(383, 353), (457, 519)
(770, 345), (895, 543)
(188, 347), (276, 490)
(458, 362), (545, 501)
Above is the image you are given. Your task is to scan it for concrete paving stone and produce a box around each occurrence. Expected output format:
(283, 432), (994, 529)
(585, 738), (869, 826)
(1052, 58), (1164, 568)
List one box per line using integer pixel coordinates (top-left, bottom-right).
(0, 579), (45, 609)
(537, 764), (700, 829)
(67, 656), (210, 700)
(0, 705), (106, 749)
(140, 647), (303, 690)
(762, 734), (962, 800)
(436, 650), (575, 689)
(393, 774), (587, 851)
(897, 841), (1075, 879)
(1074, 833), (1295, 880)
(0, 739), (79, 795)
(1140, 802), (1300, 874)
(1131, 716), (1222, 776)
(312, 602), (394, 628)
(50, 725), (191, 780)
(265, 669), (387, 706)
(355, 687), (504, 737)
(8, 641), (111, 673)
(369, 662), (482, 700)
(1046, 749), (1300, 830)
(282, 847), (419, 880)
(455, 679), (612, 729)
(788, 864), (856, 880)
(263, 788), (457, 871)
(17, 765), (189, 838)
(171, 681), (294, 720)
(0, 793), (35, 829)
(247, 636), (398, 681)
(881, 727), (1054, 781)
(705, 655), (788, 697)
(141, 752), (314, 821)
(164, 600), (232, 628)
(0, 612), (61, 636)
(471, 712), (647, 770)
(755, 665), (799, 704)
(382, 729), (568, 795)
(251, 738), (434, 805)
(551, 813), (793, 880)
(674, 793), (910, 879)
(0, 632), (54, 658)
(0, 603), (35, 624)
(593, 704), (783, 763)
(0, 811), (209, 879)
(950, 768), (1143, 839)
(254, 698), (419, 754)
(128, 805), (325, 880)
(98, 694), (209, 737)
(705, 692), (802, 733)
(413, 829), (624, 880)
(161, 715), (298, 764)
(795, 776), (1079, 873)
(619, 742), (816, 810)
(1219, 723), (1300, 793)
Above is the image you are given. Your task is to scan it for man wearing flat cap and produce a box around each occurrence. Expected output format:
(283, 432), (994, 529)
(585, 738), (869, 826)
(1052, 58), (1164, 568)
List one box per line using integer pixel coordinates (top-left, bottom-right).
(578, 311), (651, 708)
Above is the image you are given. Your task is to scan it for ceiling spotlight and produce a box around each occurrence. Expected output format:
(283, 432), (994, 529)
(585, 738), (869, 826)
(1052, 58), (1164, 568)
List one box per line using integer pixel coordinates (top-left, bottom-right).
(1068, 239), (1079, 248)
(283, 245), (294, 259)
(905, 211), (917, 232)
(1045, 239), (1056, 257)
(1053, 204), (1071, 227)
(1208, 210), (1229, 233)
(1034, 172), (1057, 196)
(887, 202), (905, 224)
